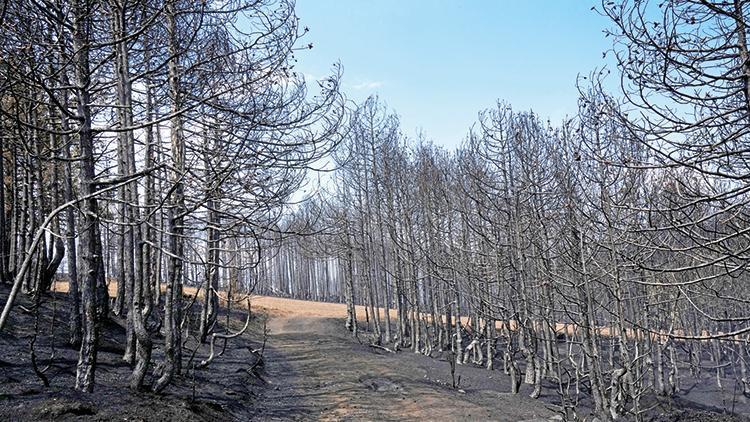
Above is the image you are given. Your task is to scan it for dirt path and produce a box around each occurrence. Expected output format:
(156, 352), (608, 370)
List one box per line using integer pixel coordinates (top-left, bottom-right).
(251, 296), (559, 422)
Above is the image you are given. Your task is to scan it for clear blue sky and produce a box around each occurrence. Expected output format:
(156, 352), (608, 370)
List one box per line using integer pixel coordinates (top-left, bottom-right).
(294, 0), (615, 149)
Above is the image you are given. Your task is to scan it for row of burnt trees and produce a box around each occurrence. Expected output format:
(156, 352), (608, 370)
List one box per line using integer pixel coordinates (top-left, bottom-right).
(0, 0), (343, 393)
(264, 96), (750, 421)
(255, 1), (750, 420)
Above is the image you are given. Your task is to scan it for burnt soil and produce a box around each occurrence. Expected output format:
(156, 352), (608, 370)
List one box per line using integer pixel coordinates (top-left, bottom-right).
(0, 283), (269, 421)
(1, 286), (750, 421)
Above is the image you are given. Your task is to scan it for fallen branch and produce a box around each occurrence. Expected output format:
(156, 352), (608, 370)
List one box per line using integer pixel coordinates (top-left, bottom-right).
(248, 349), (265, 371)
(369, 343), (396, 353)
(245, 366), (268, 384)
(244, 344), (267, 383)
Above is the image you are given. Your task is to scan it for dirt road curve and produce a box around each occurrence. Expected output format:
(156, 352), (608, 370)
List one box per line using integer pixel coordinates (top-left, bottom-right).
(250, 296), (558, 422)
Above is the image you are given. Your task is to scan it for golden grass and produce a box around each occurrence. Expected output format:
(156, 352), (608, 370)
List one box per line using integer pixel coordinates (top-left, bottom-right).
(50, 279), (728, 341)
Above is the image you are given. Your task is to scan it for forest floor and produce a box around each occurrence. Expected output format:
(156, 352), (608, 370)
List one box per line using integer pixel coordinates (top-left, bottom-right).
(250, 296), (750, 422)
(1, 285), (749, 421)
(0, 284), (270, 421)
(251, 297), (557, 421)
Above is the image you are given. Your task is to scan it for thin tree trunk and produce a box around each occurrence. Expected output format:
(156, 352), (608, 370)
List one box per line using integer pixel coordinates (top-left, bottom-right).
(154, 0), (185, 391)
(72, 0), (102, 392)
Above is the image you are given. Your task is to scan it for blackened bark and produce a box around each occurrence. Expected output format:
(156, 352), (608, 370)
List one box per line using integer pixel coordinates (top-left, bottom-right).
(71, 0), (102, 393)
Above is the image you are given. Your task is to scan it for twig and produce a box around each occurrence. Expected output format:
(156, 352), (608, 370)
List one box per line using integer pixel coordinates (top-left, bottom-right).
(369, 343), (396, 353)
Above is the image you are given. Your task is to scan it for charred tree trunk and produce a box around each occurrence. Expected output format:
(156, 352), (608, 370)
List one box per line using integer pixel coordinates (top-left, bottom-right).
(72, 0), (102, 393)
(154, 0), (185, 392)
